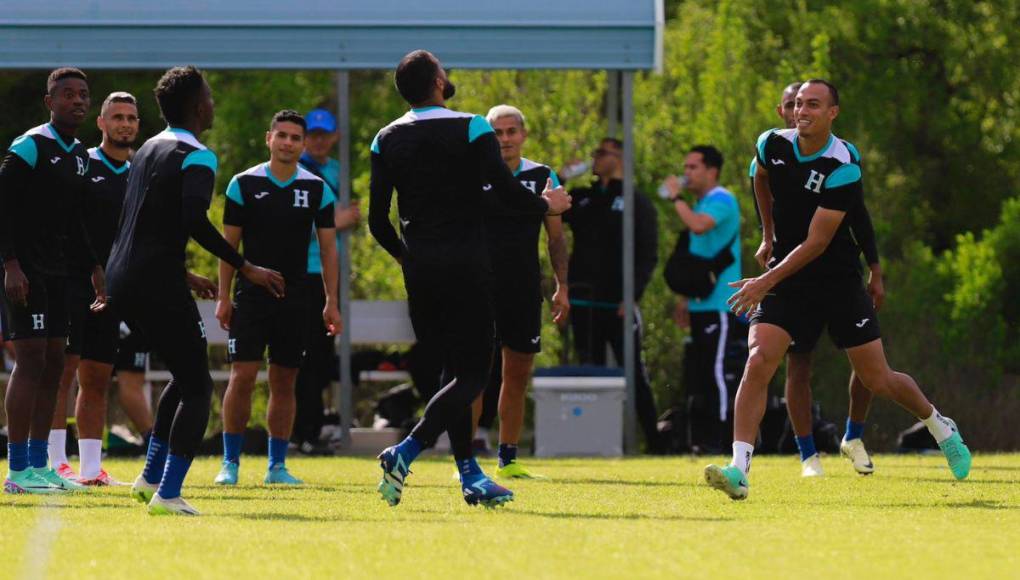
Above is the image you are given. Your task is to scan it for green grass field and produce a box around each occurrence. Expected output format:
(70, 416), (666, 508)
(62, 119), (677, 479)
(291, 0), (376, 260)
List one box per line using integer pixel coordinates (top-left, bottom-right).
(2, 453), (1018, 579)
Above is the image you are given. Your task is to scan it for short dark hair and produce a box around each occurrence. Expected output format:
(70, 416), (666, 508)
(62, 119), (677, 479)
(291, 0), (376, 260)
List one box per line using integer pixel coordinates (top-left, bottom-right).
(101, 91), (137, 115)
(802, 78), (839, 106)
(782, 82), (803, 98)
(601, 137), (624, 151)
(270, 109), (307, 134)
(154, 66), (207, 125)
(689, 145), (724, 172)
(47, 67), (87, 94)
(394, 50), (440, 105)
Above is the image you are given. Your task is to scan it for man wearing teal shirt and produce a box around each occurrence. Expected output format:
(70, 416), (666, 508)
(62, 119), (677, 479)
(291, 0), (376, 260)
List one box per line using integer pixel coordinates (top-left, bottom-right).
(664, 145), (746, 453)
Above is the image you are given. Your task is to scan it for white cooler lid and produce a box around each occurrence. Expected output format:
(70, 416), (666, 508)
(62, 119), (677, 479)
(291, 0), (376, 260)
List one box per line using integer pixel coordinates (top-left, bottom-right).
(532, 377), (627, 390)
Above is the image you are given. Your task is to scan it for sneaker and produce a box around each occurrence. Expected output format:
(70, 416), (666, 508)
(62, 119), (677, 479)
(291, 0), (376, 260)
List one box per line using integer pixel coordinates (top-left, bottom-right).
(840, 438), (875, 475)
(56, 463), (80, 482)
(148, 493), (200, 516)
(79, 470), (121, 486)
(462, 476), (514, 508)
(33, 466), (87, 491)
(801, 454), (824, 477)
(937, 419), (971, 480)
(4, 469), (65, 495)
(214, 461), (239, 486)
(264, 464), (303, 485)
(495, 462), (547, 480)
(377, 445), (412, 507)
(131, 474), (159, 504)
(296, 441), (333, 457)
(704, 464), (749, 500)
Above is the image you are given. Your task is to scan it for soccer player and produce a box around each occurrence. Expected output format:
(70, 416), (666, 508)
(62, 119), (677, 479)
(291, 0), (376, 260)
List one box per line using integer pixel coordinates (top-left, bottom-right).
(369, 50), (570, 508)
(749, 82), (883, 477)
(1, 67), (103, 494)
(107, 66), (284, 515)
(213, 110), (342, 486)
(477, 104), (569, 479)
(705, 80), (971, 500)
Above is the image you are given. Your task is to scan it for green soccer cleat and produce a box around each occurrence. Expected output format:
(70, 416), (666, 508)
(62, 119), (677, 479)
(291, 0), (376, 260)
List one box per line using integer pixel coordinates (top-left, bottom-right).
(4, 469), (66, 495)
(214, 461), (239, 486)
(495, 462), (547, 480)
(33, 466), (87, 492)
(704, 464), (749, 501)
(264, 464), (303, 485)
(148, 493), (200, 516)
(131, 474), (159, 504)
(939, 428), (972, 481)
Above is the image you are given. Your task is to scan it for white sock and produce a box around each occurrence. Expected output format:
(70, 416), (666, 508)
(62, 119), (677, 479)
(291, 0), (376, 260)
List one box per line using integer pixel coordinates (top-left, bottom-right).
(48, 429), (68, 467)
(475, 427), (489, 442)
(79, 439), (103, 479)
(731, 441), (755, 475)
(922, 407), (955, 443)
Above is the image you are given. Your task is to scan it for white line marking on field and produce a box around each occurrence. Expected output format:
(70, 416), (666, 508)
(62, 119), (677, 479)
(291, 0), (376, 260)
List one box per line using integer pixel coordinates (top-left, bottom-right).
(18, 495), (64, 579)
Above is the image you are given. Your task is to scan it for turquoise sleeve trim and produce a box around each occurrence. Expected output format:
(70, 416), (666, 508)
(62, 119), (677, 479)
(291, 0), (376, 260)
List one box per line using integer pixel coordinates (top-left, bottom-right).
(320, 185), (338, 210)
(182, 149), (218, 174)
(748, 156), (757, 178)
(756, 129), (774, 163)
(370, 134), (380, 154)
(468, 115), (494, 142)
(845, 141), (861, 163)
(825, 163), (862, 189)
(549, 169), (561, 188)
(9, 135), (37, 168)
(225, 176), (243, 206)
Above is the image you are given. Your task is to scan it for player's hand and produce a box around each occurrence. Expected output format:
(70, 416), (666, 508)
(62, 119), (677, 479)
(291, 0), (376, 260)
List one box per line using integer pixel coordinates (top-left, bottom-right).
(240, 262), (285, 298)
(90, 265), (107, 312)
(542, 179), (572, 216)
(867, 267), (885, 311)
(3, 260), (30, 306)
(336, 205), (361, 231)
(551, 285), (570, 327)
(755, 239), (773, 270)
(727, 276), (772, 317)
(186, 272), (218, 299)
(673, 297), (690, 329)
(323, 300), (343, 337)
(215, 299), (233, 331)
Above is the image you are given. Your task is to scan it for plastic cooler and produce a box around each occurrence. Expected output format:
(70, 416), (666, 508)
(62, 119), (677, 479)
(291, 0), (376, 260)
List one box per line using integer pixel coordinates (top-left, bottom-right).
(531, 366), (626, 457)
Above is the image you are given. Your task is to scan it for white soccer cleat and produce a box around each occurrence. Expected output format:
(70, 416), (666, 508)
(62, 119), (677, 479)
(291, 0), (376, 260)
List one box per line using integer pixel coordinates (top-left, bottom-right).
(148, 493), (200, 516)
(801, 454), (824, 477)
(840, 438), (875, 475)
(131, 474), (159, 504)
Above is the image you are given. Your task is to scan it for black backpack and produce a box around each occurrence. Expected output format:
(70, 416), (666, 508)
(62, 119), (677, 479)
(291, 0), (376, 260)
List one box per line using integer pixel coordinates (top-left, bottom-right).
(663, 230), (736, 298)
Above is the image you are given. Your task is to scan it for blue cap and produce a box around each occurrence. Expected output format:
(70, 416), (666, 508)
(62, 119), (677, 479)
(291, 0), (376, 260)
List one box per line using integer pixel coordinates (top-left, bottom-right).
(305, 108), (337, 133)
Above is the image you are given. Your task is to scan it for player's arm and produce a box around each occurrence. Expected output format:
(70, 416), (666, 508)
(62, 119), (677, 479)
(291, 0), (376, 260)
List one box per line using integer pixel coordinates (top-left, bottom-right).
(850, 198), (884, 309)
(316, 186), (342, 336)
(216, 224), (241, 330)
(753, 131), (777, 269)
(543, 211), (569, 325)
(368, 144), (404, 261)
(0, 148), (33, 305)
(71, 168), (105, 311)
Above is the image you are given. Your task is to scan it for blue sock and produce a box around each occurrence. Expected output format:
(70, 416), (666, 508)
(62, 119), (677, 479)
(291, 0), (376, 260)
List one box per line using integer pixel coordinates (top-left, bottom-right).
(456, 457), (485, 484)
(8, 442), (29, 472)
(27, 439), (48, 469)
(395, 436), (423, 464)
(845, 419), (865, 442)
(795, 434), (817, 461)
(268, 437), (288, 469)
(142, 435), (169, 485)
(223, 432), (244, 464)
(157, 454), (193, 500)
(498, 444), (518, 468)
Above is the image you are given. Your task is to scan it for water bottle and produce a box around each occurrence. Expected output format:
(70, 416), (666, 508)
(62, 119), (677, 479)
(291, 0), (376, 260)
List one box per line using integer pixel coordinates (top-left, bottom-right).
(658, 175), (688, 200)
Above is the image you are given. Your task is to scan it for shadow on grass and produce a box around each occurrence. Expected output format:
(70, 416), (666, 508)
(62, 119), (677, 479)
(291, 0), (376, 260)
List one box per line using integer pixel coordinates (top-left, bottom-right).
(223, 511), (449, 523)
(504, 509), (732, 522)
(2, 500), (137, 510)
(565, 478), (697, 488)
(882, 476), (1018, 485)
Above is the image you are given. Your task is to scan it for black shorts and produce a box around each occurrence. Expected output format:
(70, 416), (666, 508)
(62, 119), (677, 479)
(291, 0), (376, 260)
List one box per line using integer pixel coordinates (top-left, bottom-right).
(113, 323), (149, 372)
(65, 274), (94, 356)
(750, 282), (881, 352)
(228, 285), (308, 368)
(113, 283), (207, 382)
(0, 267), (69, 341)
(490, 259), (543, 354)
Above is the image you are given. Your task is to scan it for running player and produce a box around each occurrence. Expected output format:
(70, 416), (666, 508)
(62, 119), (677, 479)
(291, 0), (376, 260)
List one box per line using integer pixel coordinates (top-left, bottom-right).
(370, 50), (570, 508)
(1, 67), (102, 494)
(107, 66), (284, 515)
(213, 110), (341, 486)
(706, 80), (971, 500)
(478, 104), (569, 479)
(750, 82), (883, 477)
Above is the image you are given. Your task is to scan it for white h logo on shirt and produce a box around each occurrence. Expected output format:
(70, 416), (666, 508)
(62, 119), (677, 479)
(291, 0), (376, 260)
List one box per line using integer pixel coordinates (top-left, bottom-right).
(32, 314), (45, 330)
(228, 338), (237, 354)
(75, 156), (86, 176)
(293, 189), (310, 208)
(804, 170), (825, 193)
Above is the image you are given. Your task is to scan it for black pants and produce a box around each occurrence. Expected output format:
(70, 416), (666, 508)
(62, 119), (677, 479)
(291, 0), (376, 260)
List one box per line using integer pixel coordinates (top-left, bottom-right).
(116, 284), (212, 459)
(570, 304), (663, 453)
(404, 242), (494, 461)
(293, 275), (336, 445)
(685, 311), (748, 451)
(477, 347), (501, 431)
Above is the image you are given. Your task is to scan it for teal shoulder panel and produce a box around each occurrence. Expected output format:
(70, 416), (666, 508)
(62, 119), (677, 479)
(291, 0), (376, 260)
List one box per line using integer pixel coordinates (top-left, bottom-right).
(756, 129), (774, 162)
(370, 133), (380, 154)
(825, 163), (862, 189)
(225, 176), (243, 205)
(320, 184), (338, 210)
(9, 135), (37, 168)
(748, 156), (757, 178)
(468, 115), (494, 143)
(182, 149), (218, 173)
(549, 168), (561, 188)
(845, 141), (861, 163)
